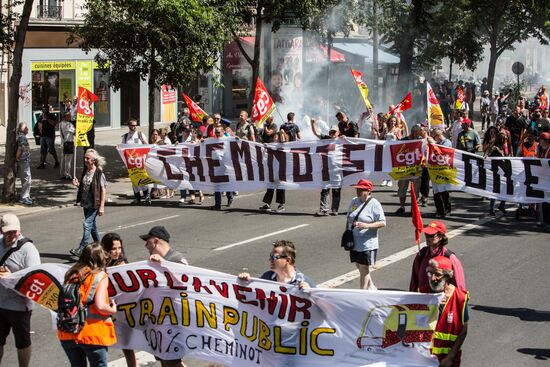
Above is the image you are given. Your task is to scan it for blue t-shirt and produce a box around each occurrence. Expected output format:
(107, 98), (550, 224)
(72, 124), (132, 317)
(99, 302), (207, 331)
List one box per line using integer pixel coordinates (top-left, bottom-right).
(346, 197), (386, 251)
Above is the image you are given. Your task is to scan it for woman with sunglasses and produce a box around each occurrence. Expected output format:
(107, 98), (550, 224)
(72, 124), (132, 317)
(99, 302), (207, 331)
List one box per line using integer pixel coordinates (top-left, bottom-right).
(238, 240), (315, 289)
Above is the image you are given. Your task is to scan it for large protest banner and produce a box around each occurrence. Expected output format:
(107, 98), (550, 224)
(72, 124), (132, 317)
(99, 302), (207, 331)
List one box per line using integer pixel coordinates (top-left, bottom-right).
(0, 262), (440, 366)
(117, 138), (550, 203)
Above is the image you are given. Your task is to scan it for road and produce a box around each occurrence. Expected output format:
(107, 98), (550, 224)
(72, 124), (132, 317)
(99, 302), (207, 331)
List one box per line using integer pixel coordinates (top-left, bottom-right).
(2, 187), (549, 366)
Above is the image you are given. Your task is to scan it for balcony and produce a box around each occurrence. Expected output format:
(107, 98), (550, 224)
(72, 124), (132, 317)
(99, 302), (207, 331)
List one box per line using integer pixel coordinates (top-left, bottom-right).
(36, 5), (63, 20)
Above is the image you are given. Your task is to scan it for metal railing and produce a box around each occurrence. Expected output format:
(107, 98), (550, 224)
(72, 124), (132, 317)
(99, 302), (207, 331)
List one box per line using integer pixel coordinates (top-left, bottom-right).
(36, 5), (63, 20)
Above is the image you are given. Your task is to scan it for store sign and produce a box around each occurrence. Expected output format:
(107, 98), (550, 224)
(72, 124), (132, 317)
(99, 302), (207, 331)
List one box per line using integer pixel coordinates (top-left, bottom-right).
(31, 61), (75, 71)
(76, 61), (93, 92)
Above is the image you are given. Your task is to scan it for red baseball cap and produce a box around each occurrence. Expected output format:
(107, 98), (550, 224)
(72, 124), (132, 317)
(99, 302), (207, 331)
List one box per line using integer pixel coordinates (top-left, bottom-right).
(423, 221), (447, 235)
(540, 132), (550, 140)
(461, 118), (472, 125)
(353, 179), (373, 191)
(430, 256), (453, 271)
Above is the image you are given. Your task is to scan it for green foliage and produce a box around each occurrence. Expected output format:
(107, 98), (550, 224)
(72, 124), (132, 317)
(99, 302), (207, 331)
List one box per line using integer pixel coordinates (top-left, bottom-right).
(72, 0), (246, 89)
(0, 0), (25, 59)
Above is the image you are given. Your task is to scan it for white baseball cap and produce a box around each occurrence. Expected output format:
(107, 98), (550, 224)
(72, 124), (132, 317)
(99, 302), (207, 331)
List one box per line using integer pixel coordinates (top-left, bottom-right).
(1, 214), (20, 232)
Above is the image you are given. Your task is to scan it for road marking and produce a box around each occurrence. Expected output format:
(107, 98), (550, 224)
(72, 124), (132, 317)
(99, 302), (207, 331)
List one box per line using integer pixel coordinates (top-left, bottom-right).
(319, 215), (494, 288)
(213, 224), (310, 251)
(106, 215), (180, 232)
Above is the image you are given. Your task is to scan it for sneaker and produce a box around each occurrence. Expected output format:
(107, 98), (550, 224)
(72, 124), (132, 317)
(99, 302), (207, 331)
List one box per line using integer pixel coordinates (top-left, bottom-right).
(386, 180), (393, 187)
(69, 248), (82, 258)
(395, 207), (406, 215)
(130, 199), (140, 205)
(315, 210), (329, 217)
(210, 205), (221, 211)
(498, 203), (507, 214)
(19, 198), (33, 206)
(259, 204), (271, 211)
(53, 162), (60, 168)
(276, 205), (285, 213)
(368, 283), (377, 291)
(227, 199), (233, 207)
(36, 163), (46, 169)
(381, 180), (388, 187)
(145, 197), (152, 205)
(179, 198), (186, 204)
(330, 210), (338, 216)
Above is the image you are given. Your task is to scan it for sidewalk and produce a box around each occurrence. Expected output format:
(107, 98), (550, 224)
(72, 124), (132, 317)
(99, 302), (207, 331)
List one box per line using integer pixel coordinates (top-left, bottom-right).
(0, 125), (168, 218)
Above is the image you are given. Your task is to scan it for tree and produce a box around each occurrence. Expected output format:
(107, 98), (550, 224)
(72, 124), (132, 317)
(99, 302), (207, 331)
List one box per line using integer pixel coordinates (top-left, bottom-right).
(232, 0), (349, 108)
(470, 0), (550, 93)
(72, 0), (245, 137)
(1, 0), (35, 202)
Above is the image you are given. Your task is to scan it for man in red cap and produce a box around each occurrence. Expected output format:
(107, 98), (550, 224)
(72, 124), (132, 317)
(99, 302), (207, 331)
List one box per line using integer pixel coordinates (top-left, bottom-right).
(409, 221), (466, 293)
(428, 256), (469, 367)
(456, 118), (480, 153)
(346, 179), (386, 290)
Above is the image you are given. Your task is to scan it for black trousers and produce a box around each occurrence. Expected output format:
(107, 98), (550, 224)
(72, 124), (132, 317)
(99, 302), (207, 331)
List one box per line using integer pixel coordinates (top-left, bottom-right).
(433, 191), (451, 215)
(263, 189), (285, 205)
(420, 167), (430, 198)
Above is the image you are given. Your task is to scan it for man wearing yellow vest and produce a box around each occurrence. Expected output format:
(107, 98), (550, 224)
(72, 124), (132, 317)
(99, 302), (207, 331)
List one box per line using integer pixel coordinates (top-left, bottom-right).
(427, 256), (469, 367)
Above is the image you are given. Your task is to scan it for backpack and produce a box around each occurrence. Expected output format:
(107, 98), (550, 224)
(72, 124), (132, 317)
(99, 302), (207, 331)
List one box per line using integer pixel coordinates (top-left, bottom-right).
(0, 237), (32, 266)
(57, 271), (101, 334)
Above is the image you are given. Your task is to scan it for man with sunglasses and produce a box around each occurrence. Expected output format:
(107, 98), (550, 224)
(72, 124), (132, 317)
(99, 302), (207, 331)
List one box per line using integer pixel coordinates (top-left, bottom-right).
(238, 240), (315, 289)
(409, 221), (466, 294)
(427, 256), (469, 367)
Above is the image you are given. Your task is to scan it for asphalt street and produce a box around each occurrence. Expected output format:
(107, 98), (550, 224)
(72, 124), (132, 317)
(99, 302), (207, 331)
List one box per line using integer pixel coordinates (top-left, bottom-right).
(1, 186), (549, 366)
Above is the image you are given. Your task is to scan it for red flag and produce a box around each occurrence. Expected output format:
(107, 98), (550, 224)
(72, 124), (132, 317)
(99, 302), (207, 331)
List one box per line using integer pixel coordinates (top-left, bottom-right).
(182, 93), (208, 122)
(251, 77), (276, 128)
(455, 87), (465, 109)
(389, 92), (412, 115)
(410, 182), (423, 245)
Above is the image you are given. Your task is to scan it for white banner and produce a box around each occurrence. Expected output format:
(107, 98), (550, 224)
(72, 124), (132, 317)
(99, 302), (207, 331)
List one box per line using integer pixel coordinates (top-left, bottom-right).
(1, 262), (441, 367)
(117, 138), (550, 203)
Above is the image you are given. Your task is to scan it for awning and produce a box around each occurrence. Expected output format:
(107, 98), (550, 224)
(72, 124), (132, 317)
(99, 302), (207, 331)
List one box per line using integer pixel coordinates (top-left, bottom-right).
(332, 42), (399, 64)
(305, 45), (346, 63)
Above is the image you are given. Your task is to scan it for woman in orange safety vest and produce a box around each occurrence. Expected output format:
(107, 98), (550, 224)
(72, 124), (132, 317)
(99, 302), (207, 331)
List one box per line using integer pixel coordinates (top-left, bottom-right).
(58, 242), (117, 366)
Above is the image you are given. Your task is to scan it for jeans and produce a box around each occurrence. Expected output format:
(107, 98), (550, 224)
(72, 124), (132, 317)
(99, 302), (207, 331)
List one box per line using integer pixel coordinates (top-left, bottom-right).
(79, 208), (100, 250)
(61, 340), (108, 367)
(319, 188), (341, 212)
(489, 199), (505, 213)
(18, 159), (31, 199)
(215, 191), (233, 206)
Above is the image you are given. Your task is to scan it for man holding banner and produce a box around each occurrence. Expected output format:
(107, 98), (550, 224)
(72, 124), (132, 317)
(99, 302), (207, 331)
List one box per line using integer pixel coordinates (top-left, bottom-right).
(121, 118), (150, 205)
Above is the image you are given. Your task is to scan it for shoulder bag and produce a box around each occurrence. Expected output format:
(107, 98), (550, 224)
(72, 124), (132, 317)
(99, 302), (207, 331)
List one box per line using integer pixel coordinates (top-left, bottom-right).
(341, 198), (372, 251)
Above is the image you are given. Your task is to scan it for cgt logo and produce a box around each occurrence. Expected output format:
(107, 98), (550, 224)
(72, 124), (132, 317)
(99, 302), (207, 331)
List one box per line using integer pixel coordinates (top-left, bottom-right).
(429, 145), (454, 166)
(124, 148), (151, 169)
(390, 141), (423, 167)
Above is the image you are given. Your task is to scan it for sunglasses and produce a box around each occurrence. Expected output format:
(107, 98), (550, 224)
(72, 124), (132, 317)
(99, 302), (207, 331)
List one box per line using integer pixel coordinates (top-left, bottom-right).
(269, 254), (287, 261)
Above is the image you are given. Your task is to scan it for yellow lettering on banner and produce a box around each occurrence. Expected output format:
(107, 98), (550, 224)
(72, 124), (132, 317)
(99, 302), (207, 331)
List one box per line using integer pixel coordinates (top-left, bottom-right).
(240, 311), (258, 342)
(299, 321), (309, 355)
(195, 300), (217, 329)
(180, 293), (190, 326)
(139, 299), (156, 325)
(128, 168), (158, 187)
(257, 319), (272, 351)
(222, 306), (240, 331)
(428, 165), (458, 185)
(118, 303), (137, 327)
(310, 328), (336, 356)
(274, 326), (296, 354)
(75, 112), (92, 147)
(389, 166), (421, 180)
(31, 61), (75, 70)
(157, 297), (178, 325)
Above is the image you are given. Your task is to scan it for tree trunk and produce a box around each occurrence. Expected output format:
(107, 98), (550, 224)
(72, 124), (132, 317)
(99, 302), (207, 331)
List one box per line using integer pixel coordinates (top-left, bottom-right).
(247, 12), (263, 110)
(396, 0), (423, 98)
(148, 49), (156, 139)
(372, 0), (379, 106)
(448, 59), (453, 81)
(2, 0), (33, 203)
(486, 43), (498, 95)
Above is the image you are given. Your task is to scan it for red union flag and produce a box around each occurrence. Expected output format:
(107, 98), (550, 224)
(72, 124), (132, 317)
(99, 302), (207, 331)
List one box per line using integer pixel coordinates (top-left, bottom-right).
(426, 82), (444, 128)
(182, 93), (208, 123)
(75, 87), (98, 147)
(389, 141), (423, 180)
(390, 92), (413, 114)
(122, 147), (159, 187)
(455, 87), (465, 109)
(251, 77), (276, 128)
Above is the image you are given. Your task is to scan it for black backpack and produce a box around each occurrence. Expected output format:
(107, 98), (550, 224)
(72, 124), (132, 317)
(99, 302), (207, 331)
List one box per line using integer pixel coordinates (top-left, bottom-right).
(57, 271), (101, 334)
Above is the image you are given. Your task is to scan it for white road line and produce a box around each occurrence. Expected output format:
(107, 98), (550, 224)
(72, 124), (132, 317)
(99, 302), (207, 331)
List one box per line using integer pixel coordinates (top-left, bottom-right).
(318, 215), (494, 288)
(106, 215), (180, 232)
(213, 224), (310, 252)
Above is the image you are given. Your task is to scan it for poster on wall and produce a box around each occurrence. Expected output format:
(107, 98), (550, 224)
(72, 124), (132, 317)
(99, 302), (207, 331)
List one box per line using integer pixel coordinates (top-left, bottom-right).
(270, 27), (303, 107)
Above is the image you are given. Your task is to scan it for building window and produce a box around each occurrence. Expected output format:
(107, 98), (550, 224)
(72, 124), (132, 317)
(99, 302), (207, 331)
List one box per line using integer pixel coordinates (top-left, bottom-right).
(37, 0), (62, 20)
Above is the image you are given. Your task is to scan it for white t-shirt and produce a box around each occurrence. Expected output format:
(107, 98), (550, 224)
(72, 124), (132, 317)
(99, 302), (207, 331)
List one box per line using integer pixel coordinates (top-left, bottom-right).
(122, 131), (146, 144)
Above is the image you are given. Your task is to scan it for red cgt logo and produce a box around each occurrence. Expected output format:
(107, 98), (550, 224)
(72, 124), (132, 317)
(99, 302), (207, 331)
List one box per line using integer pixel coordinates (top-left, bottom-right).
(124, 147), (151, 169)
(390, 141), (423, 167)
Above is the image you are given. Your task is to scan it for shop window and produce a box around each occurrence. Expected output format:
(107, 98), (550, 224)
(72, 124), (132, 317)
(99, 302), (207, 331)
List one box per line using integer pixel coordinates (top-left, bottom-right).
(94, 69), (111, 127)
(31, 69), (75, 125)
